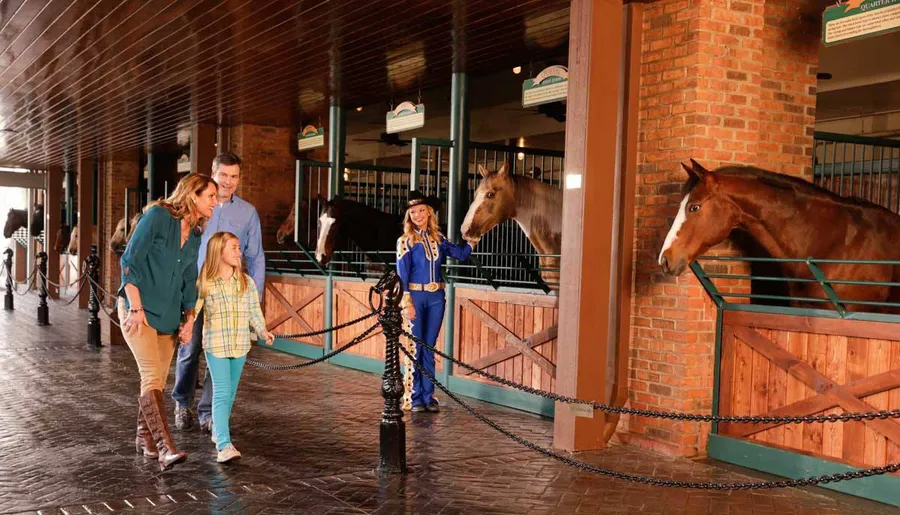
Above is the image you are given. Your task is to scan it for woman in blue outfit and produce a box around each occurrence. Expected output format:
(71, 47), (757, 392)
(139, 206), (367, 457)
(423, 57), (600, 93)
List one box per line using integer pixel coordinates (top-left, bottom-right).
(396, 191), (472, 413)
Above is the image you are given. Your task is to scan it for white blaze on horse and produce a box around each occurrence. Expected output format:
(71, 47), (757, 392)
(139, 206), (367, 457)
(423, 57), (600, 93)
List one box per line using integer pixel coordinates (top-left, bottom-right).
(460, 164), (562, 286)
(658, 159), (900, 313)
(312, 197), (403, 266)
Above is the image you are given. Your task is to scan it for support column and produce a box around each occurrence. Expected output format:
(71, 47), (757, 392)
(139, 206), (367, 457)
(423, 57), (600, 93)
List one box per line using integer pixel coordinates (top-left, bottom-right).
(77, 156), (95, 308)
(46, 167), (62, 299)
(443, 71), (470, 385)
(65, 171), (75, 227)
(146, 152), (156, 202)
(191, 123), (217, 175)
(553, 0), (626, 452)
(324, 102), (346, 354)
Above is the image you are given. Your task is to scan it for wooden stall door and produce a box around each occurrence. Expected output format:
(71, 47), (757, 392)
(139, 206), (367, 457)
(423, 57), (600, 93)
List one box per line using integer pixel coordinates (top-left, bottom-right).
(264, 276), (327, 348)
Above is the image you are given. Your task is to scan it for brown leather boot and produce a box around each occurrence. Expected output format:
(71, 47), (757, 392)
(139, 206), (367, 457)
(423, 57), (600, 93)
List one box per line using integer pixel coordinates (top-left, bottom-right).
(136, 408), (158, 458)
(139, 389), (187, 471)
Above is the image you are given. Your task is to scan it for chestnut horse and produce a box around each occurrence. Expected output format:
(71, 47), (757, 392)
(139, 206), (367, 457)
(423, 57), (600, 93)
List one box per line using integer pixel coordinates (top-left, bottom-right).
(108, 213), (144, 253)
(460, 164), (562, 285)
(314, 197), (403, 266)
(658, 159), (900, 313)
(275, 199), (310, 245)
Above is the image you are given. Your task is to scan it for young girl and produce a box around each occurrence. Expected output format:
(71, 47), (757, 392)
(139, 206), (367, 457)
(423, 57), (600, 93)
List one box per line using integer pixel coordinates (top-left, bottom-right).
(194, 231), (275, 463)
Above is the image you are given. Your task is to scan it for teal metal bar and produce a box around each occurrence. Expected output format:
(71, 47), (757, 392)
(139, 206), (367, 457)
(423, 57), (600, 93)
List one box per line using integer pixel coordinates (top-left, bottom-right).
(689, 261), (724, 308)
(146, 152), (156, 202)
(805, 258), (847, 317)
(64, 171), (75, 227)
(410, 138), (422, 190)
(325, 102), (345, 353)
(442, 71), (470, 386)
(711, 308), (723, 434)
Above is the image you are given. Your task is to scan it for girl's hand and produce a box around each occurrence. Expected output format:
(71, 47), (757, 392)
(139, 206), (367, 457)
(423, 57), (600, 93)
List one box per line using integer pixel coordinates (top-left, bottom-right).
(261, 330), (275, 345)
(403, 305), (417, 321)
(122, 309), (148, 337)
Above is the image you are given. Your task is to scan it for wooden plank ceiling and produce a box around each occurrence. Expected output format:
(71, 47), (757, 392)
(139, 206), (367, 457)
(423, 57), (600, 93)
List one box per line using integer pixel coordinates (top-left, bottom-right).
(0, 0), (569, 169)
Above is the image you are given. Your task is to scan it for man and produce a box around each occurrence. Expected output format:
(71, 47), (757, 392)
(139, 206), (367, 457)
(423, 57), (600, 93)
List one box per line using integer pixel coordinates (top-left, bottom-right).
(172, 151), (265, 431)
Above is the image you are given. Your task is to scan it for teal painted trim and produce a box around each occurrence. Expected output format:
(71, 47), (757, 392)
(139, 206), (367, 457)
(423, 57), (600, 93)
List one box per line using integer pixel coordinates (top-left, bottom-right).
(711, 308), (723, 434)
(721, 301), (900, 323)
(329, 353), (385, 375)
(328, 104), (345, 198)
(708, 434), (900, 506)
(448, 376), (554, 418)
(265, 338), (324, 360)
(324, 276), (334, 353)
(815, 131), (900, 148)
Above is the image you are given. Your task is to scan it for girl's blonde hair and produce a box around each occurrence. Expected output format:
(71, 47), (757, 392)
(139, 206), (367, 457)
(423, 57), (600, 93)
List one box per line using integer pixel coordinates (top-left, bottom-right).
(145, 173), (217, 229)
(198, 231), (247, 298)
(402, 205), (442, 245)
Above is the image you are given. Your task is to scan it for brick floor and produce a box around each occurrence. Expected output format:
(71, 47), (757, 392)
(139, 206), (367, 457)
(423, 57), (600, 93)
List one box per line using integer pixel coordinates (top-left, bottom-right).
(0, 290), (898, 514)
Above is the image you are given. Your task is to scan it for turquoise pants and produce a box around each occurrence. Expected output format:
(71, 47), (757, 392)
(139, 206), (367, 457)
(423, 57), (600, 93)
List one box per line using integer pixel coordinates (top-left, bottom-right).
(204, 352), (246, 451)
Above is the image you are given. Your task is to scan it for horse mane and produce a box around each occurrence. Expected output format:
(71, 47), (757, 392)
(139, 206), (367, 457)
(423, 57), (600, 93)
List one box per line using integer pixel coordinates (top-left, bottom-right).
(695, 166), (899, 216)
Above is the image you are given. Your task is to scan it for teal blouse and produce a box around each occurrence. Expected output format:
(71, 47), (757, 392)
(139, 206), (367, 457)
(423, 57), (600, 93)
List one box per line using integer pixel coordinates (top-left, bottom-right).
(118, 205), (201, 334)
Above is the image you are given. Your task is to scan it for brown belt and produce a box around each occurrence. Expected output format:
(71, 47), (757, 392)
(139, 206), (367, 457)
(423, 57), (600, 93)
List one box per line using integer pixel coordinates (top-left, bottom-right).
(409, 282), (445, 292)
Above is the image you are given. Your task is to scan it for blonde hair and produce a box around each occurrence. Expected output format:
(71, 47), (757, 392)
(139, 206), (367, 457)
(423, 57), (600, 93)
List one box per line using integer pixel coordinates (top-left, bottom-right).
(197, 231), (248, 298)
(402, 205), (442, 245)
(145, 173), (217, 229)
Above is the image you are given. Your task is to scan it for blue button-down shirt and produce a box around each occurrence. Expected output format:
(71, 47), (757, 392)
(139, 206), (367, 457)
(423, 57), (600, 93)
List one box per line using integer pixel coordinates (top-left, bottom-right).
(199, 194), (265, 299)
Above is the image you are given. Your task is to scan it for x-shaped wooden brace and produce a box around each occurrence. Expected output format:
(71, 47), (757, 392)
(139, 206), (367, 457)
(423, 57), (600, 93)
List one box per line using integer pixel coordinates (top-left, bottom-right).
(267, 285), (324, 346)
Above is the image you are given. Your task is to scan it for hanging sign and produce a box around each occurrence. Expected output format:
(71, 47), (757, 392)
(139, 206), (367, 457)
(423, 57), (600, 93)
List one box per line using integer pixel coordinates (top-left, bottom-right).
(823, 0), (900, 46)
(297, 125), (325, 151)
(176, 153), (191, 173)
(522, 65), (568, 107)
(385, 101), (425, 134)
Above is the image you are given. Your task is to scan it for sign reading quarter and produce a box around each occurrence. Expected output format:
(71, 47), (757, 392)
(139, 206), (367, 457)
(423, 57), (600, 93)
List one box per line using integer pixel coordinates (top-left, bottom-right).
(823, 0), (900, 46)
(522, 65), (568, 107)
(385, 101), (425, 134)
(297, 125), (325, 151)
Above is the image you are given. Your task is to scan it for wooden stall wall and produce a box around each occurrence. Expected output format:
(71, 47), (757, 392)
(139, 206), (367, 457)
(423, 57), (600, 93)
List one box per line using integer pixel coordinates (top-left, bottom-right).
(717, 311), (900, 471)
(454, 287), (558, 393)
(264, 276), (326, 348)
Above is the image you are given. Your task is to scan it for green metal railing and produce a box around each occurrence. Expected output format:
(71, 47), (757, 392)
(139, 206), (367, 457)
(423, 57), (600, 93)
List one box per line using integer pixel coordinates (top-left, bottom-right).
(813, 132), (900, 212)
(691, 255), (900, 323)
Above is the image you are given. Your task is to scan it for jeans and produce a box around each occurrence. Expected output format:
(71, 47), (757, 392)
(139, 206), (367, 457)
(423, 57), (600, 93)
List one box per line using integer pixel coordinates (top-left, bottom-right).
(171, 311), (213, 423)
(410, 291), (445, 407)
(205, 352), (247, 451)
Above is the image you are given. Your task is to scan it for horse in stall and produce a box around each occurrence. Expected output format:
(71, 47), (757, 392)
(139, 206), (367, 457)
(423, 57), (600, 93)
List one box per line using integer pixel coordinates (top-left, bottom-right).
(3, 205), (44, 239)
(275, 198), (310, 245)
(313, 197), (404, 267)
(108, 213), (144, 253)
(460, 164), (562, 287)
(658, 159), (900, 314)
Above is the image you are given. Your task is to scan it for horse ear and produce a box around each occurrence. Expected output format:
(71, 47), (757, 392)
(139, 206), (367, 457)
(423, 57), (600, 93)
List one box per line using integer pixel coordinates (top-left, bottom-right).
(497, 163), (509, 177)
(477, 164), (490, 178)
(317, 194), (326, 205)
(682, 159), (708, 181)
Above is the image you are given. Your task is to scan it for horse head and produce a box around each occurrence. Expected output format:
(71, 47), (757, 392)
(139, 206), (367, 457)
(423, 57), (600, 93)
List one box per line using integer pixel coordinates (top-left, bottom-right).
(54, 224), (71, 254)
(658, 159), (740, 276)
(276, 199), (308, 246)
(68, 224), (79, 255)
(30, 204), (44, 236)
(314, 196), (343, 266)
(3, 209), (26, 238)
(108, 213), (143, 253)
(461, 164), (517, 246)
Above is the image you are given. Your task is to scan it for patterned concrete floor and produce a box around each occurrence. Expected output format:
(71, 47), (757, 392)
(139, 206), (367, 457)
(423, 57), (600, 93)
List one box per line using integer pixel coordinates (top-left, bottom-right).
(0, 290), (898, 514)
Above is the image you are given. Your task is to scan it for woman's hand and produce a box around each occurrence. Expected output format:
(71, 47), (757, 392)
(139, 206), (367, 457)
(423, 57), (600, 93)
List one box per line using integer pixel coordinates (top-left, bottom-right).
(260, 330), (276, 345)
(122, 309), (148, 337)
(403, 304), (417, 321)
(178, 322), (193, 345)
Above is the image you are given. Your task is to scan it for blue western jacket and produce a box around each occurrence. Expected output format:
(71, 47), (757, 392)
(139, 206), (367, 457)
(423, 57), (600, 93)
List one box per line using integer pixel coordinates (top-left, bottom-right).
(396, 231), (472, 292)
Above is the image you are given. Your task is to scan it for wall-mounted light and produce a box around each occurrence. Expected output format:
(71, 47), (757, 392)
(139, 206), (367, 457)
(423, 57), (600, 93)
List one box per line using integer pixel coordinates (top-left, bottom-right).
(356, 106), (363, 112)
(512, 66), (522, 75)
(517, 152), (525, 161)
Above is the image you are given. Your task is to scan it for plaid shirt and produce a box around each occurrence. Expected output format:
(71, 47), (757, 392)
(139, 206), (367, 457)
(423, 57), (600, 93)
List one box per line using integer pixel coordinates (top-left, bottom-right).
(195, 273), (267, 359)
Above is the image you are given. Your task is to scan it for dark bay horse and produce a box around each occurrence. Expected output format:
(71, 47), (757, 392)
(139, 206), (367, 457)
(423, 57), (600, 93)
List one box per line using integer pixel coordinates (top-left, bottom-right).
(314, 197), (403, 266)
(460, 164), (562, 285)
(3, 205), (44, 239)
(658, 159), (900, 313)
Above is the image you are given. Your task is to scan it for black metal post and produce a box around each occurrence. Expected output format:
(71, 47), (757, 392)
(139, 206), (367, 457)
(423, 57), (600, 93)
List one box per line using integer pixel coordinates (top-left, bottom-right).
(4, 248), (13, 311)
(376, 272), (407, 475)
(37, 251), (49, 325)
(87, 245), (101, 347)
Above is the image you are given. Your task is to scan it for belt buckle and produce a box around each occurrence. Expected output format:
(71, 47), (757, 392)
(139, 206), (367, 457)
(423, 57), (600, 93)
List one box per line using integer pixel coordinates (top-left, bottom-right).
(425, 283), (438, 292)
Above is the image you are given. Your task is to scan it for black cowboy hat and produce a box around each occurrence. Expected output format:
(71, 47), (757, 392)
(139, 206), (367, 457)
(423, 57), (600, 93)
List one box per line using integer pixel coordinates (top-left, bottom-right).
(407, 190), (442, 213)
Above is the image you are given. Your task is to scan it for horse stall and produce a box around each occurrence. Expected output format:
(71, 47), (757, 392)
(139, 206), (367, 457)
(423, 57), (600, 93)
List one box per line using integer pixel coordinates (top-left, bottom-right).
(686, 133), (900, 504)
(264, 139), (565, 416)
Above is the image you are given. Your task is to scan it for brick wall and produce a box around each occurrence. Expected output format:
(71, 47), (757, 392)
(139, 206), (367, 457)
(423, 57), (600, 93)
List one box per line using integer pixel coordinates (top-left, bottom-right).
(100, 151), (140, 305)
(230, 124), (298, 249)
(622, 0), (818, 457)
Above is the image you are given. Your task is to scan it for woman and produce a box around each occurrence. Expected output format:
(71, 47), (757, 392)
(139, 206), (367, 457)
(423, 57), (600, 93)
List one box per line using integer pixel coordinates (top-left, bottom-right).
(396, 191), (472, 413)
(118, 173), (218, 471)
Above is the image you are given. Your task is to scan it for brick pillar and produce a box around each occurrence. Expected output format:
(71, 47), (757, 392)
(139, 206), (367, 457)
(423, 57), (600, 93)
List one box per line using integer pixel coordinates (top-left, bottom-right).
(230, 124), (297, 248)
(624, 0), (818, 457)
(101, 151), (140, 304)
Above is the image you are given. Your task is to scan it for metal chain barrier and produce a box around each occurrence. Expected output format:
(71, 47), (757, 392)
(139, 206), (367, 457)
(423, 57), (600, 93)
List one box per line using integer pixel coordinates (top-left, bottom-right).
(39, 261), (88, 289)
(400, 327), (900, 425)
(86, 276), (121, 329)
(12, 267), (39, 296)
(246, 321), (381, 370)
(397, 343), (900, 489)
(272, 309), (380, 339)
